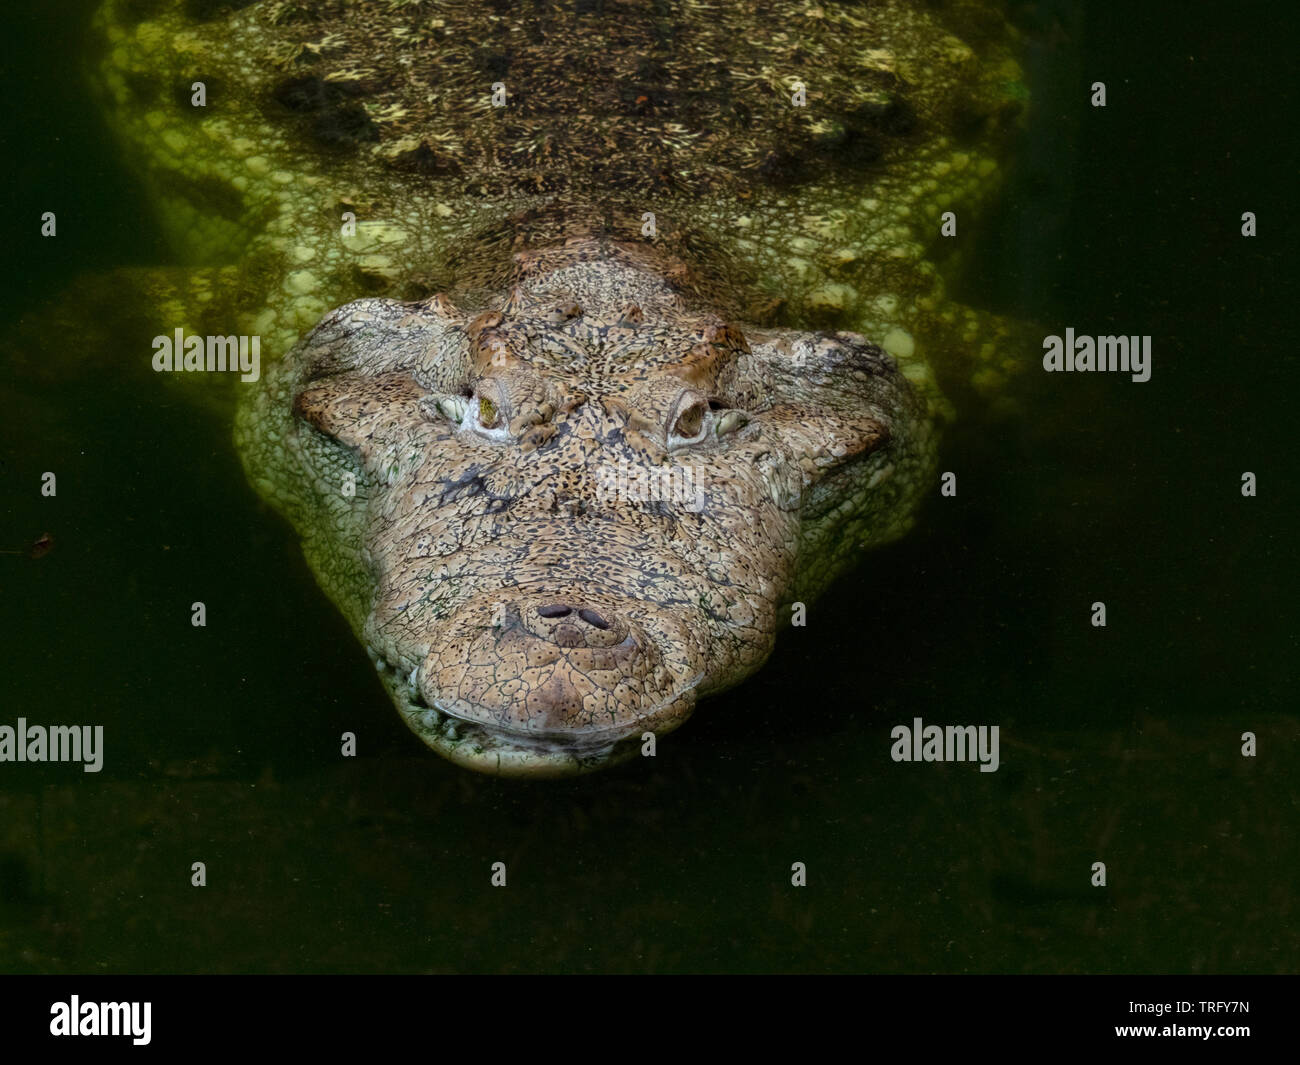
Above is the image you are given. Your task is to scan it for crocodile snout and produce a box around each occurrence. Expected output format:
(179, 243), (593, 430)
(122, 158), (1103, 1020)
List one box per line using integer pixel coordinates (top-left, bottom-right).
(416, 590), (703, 754)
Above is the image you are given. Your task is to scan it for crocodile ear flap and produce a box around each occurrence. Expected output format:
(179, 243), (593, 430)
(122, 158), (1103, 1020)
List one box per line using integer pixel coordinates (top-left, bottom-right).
(739, 329), (928, 506)
(743, 329), (916, 414)
(292, 294), (473, 392)
(762, 404), (892, 475)
(289, 294), (476, 458)
(748, 327), (918, 425)
(294, 372), (427, 458)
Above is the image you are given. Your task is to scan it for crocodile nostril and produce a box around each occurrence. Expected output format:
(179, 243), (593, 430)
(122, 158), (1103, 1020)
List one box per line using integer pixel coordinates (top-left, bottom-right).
(577, 608), (610, 630)
(537, 604), (572, 619)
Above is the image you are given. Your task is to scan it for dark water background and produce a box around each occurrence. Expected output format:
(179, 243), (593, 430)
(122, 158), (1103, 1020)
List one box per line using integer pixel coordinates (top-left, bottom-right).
(1, 1), (1296, 972)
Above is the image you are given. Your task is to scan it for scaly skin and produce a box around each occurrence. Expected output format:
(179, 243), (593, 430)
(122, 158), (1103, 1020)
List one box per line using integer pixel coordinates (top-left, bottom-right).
(92, 0), (1027, 775)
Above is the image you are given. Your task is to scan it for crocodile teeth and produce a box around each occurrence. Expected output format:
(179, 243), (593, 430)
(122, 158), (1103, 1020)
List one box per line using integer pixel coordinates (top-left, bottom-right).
(408, 666), (420, 690)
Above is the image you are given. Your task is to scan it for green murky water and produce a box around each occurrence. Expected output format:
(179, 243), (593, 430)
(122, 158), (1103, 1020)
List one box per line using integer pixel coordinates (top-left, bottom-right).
(1, 1), (1296, 972)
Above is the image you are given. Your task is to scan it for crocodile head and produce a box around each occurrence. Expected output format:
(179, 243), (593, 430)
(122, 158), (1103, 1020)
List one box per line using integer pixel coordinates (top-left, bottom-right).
(249, 240), (935, 776)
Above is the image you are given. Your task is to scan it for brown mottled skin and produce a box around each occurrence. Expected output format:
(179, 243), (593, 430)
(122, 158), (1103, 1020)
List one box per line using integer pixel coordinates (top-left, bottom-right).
(92, 0), (1026, 774)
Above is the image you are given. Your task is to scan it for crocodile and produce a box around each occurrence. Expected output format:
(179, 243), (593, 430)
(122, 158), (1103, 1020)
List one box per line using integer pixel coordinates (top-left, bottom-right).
(90, 0), (1027, 776)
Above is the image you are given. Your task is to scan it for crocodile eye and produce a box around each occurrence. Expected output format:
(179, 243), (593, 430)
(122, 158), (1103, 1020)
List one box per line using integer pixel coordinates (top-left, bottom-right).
(667, 394), (711, 449)
(462, 383), (512, 443)
(673, 402), (704, 438)
(419, 385), (511, 442)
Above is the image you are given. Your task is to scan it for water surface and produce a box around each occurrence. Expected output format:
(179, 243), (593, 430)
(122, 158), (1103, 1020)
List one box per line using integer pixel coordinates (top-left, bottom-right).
(1, 0), (1296, 973)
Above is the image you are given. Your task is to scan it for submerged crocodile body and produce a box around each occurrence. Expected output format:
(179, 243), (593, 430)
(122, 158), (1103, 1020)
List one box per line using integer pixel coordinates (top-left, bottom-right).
(94, 0), (1025, 775)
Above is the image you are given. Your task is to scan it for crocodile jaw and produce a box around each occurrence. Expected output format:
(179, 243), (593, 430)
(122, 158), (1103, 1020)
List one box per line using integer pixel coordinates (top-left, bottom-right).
(371, 648), (703, 779)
